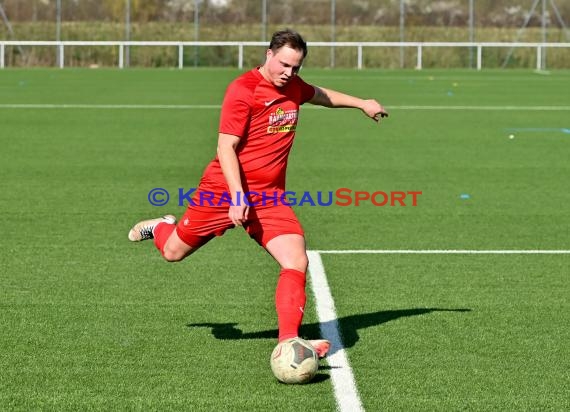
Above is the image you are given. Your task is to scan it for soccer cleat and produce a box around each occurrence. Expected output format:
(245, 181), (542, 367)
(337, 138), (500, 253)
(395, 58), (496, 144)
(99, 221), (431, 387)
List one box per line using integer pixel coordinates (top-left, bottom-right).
(308, 339), (331, 358)
(128, 215), (176, 242)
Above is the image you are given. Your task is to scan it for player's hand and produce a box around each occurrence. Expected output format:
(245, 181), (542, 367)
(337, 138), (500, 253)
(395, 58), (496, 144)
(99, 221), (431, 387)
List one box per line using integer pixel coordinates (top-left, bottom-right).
(361, 99), (388, 122)
(229, 203), (249, 227)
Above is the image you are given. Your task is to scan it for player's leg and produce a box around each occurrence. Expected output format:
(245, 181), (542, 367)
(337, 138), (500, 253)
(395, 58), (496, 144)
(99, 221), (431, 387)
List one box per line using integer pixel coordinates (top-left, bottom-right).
(265, 233), (308, 338)
(247, 206), (309, 343)
(128, 202), (232, 262)
(250, 206), (314, 345)
(264, 233), (329, 358)
(265, 233), (308, 272)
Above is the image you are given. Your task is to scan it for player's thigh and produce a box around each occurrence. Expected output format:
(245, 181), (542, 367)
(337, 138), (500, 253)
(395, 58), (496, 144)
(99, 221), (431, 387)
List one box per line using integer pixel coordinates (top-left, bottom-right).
(166, 204), (233, 261)
(265, 234), (308, 272)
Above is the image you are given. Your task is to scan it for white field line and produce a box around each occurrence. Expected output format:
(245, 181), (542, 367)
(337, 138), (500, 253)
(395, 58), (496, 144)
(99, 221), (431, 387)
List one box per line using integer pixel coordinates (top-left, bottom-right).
(307, 251), (364, 412)
(1, 103), (570, 111)
(389, 105), (570, 111)
(0, 104), (220, 109)
(314, 250), (570, 254)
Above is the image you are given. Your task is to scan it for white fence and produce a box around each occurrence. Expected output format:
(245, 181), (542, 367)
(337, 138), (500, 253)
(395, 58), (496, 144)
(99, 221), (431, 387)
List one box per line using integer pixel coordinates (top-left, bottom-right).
(1, 40), (569, 70)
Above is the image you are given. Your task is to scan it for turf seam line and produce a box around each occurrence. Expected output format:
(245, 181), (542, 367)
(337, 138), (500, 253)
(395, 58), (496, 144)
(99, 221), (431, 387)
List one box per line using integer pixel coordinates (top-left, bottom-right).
(390, 105), (570, 111)
(313, 250), (570, 254)
(0, 104), (220, 109)
(307, 251), (364, 412)
(2, 104), (570, 111)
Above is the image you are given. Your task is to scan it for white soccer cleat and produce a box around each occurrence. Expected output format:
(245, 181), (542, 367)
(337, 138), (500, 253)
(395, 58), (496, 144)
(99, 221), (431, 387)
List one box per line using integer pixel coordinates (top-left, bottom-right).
(308, 339), (331, 358)
(128, 215), (176, 242)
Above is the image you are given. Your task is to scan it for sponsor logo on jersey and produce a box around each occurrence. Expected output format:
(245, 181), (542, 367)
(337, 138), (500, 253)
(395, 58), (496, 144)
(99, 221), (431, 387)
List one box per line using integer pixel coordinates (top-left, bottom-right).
(267, 107), (299, 134)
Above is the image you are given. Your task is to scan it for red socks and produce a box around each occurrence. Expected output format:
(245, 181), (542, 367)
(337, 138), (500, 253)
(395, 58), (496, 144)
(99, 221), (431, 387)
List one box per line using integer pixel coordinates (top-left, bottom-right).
(275, 268), (307, 341)
(153, 222), (176, 256)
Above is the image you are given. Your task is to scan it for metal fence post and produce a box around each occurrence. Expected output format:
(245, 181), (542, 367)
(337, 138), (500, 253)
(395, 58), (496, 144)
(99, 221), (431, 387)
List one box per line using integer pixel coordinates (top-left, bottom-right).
(330, 0), (336, 68)
(238, 44), (243, 70)
(261, 0), (267, 41)
(400, 0), (405, 68)
(58, 43), (64, 68)
(125, 0), (131, 68)
(477, 45), (482, 70)
(417, 45), (422, 69)
(194, 0), (200, 67)
(469, 0), (474, 68)
(56, 0), (61, 65)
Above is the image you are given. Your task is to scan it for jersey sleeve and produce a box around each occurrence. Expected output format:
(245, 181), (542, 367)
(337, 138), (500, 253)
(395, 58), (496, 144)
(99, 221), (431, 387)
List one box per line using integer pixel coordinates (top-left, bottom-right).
(298, 76), (316, 104)
(218, 80), (252, 138)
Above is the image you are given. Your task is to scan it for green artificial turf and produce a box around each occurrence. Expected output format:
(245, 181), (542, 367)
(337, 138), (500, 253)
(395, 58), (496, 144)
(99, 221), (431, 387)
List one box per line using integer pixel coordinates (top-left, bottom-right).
(1, 68), (568, 410)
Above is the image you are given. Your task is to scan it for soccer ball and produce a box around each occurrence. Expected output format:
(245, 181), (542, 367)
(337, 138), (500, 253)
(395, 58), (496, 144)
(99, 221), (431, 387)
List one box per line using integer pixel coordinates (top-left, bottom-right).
(270, 337), (319, 384)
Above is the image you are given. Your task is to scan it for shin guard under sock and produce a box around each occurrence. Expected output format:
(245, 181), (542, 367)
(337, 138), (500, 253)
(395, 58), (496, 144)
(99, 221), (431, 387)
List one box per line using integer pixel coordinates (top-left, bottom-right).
(275, 268), (307, 341)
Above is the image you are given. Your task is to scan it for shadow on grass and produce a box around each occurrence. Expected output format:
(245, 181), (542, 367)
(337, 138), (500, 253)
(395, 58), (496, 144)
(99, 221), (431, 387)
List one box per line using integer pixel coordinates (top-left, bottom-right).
(188, 308), (471, 355)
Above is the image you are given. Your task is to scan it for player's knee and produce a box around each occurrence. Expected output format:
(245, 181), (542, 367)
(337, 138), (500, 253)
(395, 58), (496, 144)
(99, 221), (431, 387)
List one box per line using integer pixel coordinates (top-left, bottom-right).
(283, 253), (308, 273)
(161, 248), (185, 262)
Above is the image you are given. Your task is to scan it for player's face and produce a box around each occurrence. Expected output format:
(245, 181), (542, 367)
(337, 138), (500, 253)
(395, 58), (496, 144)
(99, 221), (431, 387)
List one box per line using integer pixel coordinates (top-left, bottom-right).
(263, 46), (304, 88)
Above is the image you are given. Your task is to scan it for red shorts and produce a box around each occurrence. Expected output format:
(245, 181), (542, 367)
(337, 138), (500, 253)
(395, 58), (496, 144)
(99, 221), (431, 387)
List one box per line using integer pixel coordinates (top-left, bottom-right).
(176, 203), (304, 248)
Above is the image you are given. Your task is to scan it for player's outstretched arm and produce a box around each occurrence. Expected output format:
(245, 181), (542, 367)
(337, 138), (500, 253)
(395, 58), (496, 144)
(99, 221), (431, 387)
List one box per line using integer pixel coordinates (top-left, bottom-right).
(308, 86), (388, 122)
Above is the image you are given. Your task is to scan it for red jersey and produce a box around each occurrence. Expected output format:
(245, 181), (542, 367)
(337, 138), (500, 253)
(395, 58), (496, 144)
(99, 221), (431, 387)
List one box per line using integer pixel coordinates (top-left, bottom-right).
(198, 68), (315, 198)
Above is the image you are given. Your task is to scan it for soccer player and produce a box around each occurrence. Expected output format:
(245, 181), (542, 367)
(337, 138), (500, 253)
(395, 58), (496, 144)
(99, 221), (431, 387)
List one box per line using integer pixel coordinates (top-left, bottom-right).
(128, 29), (388, 358)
